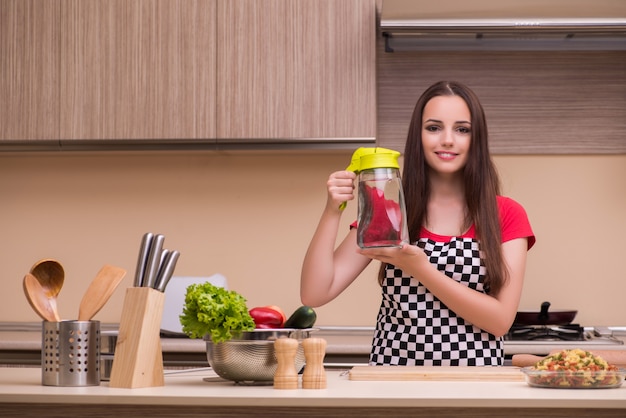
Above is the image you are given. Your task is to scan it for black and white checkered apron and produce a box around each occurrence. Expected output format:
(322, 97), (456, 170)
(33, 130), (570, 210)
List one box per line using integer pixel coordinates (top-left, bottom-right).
(369, 236), (503, 366)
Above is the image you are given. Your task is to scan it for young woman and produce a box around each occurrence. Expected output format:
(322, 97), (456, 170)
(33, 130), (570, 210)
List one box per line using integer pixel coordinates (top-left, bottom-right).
(301, 81), (535, 366)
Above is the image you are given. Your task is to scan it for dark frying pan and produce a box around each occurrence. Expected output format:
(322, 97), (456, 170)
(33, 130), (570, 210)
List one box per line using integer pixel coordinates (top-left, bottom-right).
(513, 301), (577, 326)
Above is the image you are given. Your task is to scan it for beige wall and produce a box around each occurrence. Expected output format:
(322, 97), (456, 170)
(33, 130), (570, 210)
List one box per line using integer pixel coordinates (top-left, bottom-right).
(1, 151), (624, 327)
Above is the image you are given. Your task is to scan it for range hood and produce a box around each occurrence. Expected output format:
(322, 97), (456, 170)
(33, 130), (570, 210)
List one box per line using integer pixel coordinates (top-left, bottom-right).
(380, 0), (626, 52)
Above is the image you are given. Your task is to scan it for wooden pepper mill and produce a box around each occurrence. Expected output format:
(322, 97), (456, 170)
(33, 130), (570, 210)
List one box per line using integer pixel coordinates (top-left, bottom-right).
(302, 338), (327, 389)
(274, 337), (299, 389)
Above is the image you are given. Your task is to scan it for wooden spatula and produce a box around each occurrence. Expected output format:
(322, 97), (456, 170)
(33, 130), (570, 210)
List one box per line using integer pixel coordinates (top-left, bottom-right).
(78, 265), (127, 321)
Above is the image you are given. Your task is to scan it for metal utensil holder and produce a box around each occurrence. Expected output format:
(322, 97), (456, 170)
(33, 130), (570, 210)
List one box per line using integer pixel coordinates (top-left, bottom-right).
(42, 320), (100, 386)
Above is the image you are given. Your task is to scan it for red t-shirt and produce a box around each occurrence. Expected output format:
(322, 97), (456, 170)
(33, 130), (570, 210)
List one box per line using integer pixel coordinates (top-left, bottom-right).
(352, 195), (536, 249)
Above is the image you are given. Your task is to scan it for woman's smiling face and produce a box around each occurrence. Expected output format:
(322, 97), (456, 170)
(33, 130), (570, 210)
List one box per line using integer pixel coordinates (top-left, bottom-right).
(421, 95), (472, 176)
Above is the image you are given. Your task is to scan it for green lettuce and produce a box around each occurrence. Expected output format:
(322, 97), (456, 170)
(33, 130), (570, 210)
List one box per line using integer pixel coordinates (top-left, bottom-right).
(179, 282), (255, 343)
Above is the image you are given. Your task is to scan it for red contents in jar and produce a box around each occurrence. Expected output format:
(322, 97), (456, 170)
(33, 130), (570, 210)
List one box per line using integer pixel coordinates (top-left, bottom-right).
(359, 185), (402, 246)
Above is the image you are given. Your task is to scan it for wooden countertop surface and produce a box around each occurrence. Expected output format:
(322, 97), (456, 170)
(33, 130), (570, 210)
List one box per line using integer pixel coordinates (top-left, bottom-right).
(0, 367), (625, 418)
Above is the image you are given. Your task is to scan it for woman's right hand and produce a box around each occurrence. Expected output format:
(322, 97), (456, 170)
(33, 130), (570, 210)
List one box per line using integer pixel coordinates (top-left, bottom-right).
(326, 170), (357, 211)
(301, 170), (370, 307)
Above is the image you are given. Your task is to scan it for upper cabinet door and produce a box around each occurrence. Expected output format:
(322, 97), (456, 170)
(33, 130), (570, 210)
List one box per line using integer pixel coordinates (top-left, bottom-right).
(60, 0), (217, 141)
(217, 0), (376, 141)
(0, 0), (60, 141)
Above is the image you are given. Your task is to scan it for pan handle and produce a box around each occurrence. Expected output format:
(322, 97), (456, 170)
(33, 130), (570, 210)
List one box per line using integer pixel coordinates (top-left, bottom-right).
(538, 301), (551, 323)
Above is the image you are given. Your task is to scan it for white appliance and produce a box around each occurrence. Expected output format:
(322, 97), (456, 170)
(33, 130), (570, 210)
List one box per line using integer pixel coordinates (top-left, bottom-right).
(159, 274), (228, 336)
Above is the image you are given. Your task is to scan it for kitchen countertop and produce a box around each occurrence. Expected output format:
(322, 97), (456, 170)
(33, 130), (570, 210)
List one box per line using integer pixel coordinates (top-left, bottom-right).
(1, 323), (625, 366)
(0, 323), (378, 368)
(3, 323), (625, 350)
(0, 323), (375, 359)
(1, 367), (625, 418)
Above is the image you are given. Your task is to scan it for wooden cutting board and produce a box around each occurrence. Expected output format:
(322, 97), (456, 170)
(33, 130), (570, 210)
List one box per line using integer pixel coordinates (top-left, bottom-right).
(349, 366), (524, 381)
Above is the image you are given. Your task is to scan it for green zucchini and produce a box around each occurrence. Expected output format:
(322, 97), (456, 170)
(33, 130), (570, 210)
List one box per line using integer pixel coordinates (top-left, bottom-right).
(283, 306), (317, 329)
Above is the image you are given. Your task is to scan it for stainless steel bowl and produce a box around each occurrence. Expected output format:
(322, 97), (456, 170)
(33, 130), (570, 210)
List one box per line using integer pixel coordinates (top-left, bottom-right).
(204, 328), (316, 383)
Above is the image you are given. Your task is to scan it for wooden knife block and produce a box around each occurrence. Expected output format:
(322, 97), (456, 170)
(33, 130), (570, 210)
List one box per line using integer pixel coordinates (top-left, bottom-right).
(109, 287), (165, 388)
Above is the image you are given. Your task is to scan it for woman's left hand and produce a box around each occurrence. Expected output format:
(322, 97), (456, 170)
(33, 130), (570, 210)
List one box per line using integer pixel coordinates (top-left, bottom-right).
(357, 244), (428, 273)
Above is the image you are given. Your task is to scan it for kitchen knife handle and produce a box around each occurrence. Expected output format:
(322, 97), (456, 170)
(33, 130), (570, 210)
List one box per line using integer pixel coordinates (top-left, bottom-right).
(133, 232), (153, 287)
(155, 250), (180, 292)
(143, 234), (165, 289)
(153, 249), (170, 289)
(159, 248), (168, 270)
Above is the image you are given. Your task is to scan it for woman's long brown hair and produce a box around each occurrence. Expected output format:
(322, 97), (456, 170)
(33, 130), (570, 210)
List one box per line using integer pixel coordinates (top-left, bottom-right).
(380, 81), (507, 296)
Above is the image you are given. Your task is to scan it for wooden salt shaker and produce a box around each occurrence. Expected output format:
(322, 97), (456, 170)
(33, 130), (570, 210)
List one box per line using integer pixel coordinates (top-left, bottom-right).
(274, 337), (299, 389)
(302, 338), (327, 389)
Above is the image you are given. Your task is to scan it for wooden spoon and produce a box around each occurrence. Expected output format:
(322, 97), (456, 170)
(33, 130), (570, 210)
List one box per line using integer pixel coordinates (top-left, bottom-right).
(29, 258), (64, 320)
(23, 273), (60, 322)
(78, 264), (127, 321)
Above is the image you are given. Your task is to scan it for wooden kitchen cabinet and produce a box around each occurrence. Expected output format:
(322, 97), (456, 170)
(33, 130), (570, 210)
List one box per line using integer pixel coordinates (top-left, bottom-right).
(0, 0), (60, 142)
(60, 0), (217, 141)
(3, 0), (376, 147)
(216, 0), (377, 142)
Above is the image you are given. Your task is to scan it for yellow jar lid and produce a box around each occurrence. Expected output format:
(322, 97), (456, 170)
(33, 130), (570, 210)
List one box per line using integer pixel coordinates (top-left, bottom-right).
(346, 147), (401, 173)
